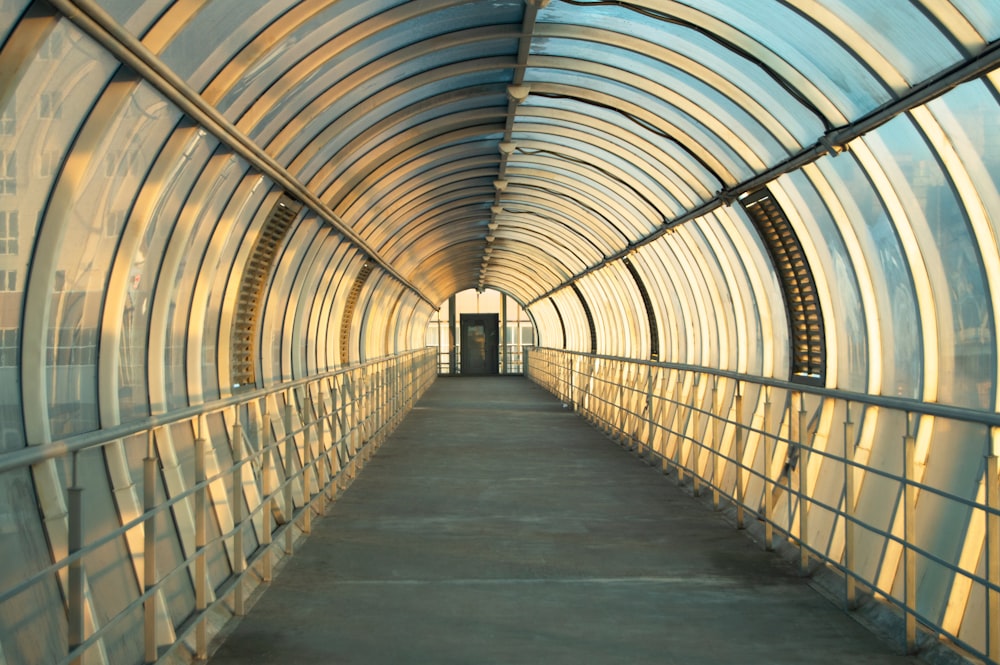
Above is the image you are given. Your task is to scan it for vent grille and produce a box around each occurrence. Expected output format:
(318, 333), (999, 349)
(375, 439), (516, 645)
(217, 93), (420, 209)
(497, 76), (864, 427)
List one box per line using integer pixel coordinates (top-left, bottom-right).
(741, 189), (825, 384)
(231, 195), (301, 388)
(339, 259), (373, 365)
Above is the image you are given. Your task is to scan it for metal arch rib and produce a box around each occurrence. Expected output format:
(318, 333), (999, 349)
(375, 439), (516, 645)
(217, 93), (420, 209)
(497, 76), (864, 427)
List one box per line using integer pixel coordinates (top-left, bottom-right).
(526, 36), (1000, 307)
(49, 0), (438, 308)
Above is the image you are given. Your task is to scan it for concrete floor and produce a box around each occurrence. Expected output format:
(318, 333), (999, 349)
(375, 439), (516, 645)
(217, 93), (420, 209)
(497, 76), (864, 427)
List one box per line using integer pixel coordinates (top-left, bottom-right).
(208, 376), (921, 665)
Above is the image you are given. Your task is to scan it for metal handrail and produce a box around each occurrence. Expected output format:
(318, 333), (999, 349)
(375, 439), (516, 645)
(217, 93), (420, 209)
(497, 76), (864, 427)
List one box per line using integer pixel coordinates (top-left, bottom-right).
(0, 348), (436, 665)
(0, 355), (417, 474)
(526, 347), (1000, 665)
(534, 347), (1000, 428)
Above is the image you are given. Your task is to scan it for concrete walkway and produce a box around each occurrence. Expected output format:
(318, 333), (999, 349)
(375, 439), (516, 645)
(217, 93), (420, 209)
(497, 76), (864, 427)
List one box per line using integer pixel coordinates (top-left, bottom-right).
(208, 376), (919, 665)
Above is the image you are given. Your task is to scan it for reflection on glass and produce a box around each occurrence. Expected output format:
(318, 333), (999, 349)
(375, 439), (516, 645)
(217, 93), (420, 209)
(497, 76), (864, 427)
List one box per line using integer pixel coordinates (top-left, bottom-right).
(823, 147), (921, 400)
(868, 114), (991, 409)
(928, 81), (1000, 410)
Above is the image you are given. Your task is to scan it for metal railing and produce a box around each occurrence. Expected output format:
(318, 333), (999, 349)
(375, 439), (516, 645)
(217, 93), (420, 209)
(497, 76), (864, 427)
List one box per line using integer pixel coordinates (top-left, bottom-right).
(527, 347), (1000, 665)
(0, 348), (436, 665)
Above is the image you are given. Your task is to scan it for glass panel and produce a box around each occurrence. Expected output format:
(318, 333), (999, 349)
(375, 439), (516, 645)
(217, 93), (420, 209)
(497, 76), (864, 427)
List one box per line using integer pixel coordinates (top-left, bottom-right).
(780, 171), (869, 392)
(0, 467), (66, 664)
(926, 79), (1000, 409)
(953, 0), (1000, 40)
(699, 212), (770, 376)
(819, 0), (961, 84)
(274, 67), (515, 169)
(158, 0), (290, 87)
(260, 211), (306, 385)
(509, 119), (687, 226)
(315, 241), (353, 372)
(161, 151), (245, 411)
(864, 115), (991, 409)
(113, 83), (185, 423)
(819, 151), (920, 400)
(0, 0), (30, 46)
(27, 22), (119, 438)
(685, 223), (741, 371)
(522, 63), (775, 177)
(199, 179), (271, 402)
(92, 0), (173, 36)
(682, 0), (890, 117)
(537, 3), (836, 137)
(212, 0), (406, 119)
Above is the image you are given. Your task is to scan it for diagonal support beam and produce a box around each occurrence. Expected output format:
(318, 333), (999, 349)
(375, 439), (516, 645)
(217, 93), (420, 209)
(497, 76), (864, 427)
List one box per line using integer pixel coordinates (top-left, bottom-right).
(49, 0), (437, 308)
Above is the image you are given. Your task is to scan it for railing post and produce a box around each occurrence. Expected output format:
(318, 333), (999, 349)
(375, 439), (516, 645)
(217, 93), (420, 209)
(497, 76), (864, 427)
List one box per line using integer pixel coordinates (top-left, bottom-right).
(143, 430), (158, 663)
(314, 388), (329, 512)
(194, 433), (208, 660)
(301, 393), (313, 535)
(987, 429), (999, 664)
(659, 370), (671, 475)
(567, 356), (574, 408)
(903, 417), (918, 654)
(260, 413), (273, 583)
(283, 392), (295, 555)
(735, 384), (745, 529)
(68, 452), (85, 665)
(844, 403), (857, 609)
(712, 376), (722, 510)
(350, 373), (359, 463)
(763, 388), (774, 551)
(798, 392), (809, 574)
(692, 374), (702, 496)
(231, 412), (246, 617)
(644, 366), (654, 460)
(674, 373), (685, 485)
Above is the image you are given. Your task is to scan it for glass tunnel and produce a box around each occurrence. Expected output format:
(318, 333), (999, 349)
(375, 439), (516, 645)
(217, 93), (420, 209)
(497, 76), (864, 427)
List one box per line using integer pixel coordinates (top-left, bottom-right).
(0, 1), (999, 663)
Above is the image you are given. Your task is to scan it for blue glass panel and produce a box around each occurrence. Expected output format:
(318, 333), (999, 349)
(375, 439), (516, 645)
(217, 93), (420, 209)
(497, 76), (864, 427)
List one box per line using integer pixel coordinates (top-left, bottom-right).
(25, 22), (119, 438)
(525, 65), (781, 171)
(820, 151), (921, 399)
(951, 0), (1000, 41)
(928, 81), (1000, 409)
(679, 0), (891, 116)
(820, 0), (961, 83)
(161, 149), (244, 411)
(537, 2), (842, 134)
(158, 0), (290, 85)
(867, 115), (991, 409)
(259, 39), (518, 152)
(92, 0), (172, 36)
(782, 171), (869, 392)
(0, 0), (30, 46)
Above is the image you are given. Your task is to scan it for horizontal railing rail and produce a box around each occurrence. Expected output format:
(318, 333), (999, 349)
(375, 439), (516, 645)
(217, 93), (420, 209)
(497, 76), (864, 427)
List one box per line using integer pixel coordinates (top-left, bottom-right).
(0, 348), (436, 665)
(527, 347), (1000, 665)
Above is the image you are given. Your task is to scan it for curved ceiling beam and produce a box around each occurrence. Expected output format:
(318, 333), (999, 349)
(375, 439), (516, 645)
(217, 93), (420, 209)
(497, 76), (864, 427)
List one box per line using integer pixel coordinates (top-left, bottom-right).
(554, 0), (842, 129)
(48, 0), (439, 308)
(230, 6), (520, 132)
(523, 88), (732, 188)
(525, 54), (778, 170)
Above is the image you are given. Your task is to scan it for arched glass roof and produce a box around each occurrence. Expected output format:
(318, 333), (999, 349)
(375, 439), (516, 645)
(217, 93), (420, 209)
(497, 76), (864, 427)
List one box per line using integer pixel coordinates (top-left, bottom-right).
(5, 4), (1000, 663)
(21, 0), (994, 307)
